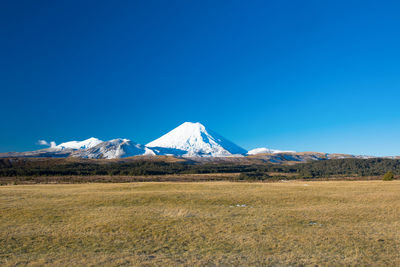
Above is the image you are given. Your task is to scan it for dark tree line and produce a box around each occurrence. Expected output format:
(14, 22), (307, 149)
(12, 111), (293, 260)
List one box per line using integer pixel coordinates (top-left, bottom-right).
(1, 157), (400, 180)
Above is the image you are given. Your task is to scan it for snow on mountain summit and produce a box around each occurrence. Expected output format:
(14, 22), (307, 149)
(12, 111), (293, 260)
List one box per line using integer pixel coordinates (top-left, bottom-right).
(146, 122), (247, 157)
(56, 137), (103, 150)
(247, 147), (296, 155)
(71, 138), (155, 159)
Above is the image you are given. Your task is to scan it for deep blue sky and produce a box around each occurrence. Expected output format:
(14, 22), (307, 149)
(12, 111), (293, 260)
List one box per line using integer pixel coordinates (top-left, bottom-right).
(1, 0), (400, 156)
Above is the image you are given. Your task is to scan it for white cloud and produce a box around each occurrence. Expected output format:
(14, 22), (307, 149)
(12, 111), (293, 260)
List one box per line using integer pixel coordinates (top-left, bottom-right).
(37, 140), (57, 148)
(37, 140), (49, 146)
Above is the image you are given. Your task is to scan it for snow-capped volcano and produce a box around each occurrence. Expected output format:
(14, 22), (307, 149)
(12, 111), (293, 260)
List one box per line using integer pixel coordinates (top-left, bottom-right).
(146, 122), (247, 157)
(72, 138), (155, 159)
(56, 137), (103, 150)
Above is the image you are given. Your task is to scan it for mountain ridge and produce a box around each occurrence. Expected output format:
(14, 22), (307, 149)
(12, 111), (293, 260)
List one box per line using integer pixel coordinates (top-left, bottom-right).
(0, 122), (379, 162)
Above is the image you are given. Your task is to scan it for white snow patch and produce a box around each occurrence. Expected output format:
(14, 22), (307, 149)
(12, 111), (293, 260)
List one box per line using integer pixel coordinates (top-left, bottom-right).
(247, 147), (296, 155)
(56, 137), (103, 150)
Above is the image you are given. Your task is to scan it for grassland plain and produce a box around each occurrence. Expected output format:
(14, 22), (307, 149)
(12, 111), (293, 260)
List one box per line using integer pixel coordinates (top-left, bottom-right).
(1, 181), (400, 266)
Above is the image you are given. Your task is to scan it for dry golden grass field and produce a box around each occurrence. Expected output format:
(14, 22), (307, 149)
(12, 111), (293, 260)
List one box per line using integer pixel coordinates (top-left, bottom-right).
(1, 181), (400, 266)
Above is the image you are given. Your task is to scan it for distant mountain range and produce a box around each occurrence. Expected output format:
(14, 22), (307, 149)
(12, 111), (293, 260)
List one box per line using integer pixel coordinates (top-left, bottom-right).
(0, 122), (383, 163)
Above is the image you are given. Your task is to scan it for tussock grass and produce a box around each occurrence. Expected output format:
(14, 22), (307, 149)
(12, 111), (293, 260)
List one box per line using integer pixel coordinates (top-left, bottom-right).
(1, 181), (400, 266)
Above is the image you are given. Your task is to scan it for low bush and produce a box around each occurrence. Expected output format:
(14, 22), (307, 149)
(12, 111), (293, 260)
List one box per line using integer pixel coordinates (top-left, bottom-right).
(383, 171), (394, 181)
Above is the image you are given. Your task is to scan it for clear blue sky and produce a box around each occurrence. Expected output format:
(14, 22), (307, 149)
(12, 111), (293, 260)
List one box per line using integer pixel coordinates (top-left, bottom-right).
(1, 0), (400, 156)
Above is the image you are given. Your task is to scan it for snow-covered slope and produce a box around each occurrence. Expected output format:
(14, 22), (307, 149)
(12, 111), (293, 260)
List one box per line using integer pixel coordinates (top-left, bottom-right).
(146, 122), (247, 157)
(56, 137), (103, 150)
(247, 147), (296, 155)
(71, 138), (155, 159)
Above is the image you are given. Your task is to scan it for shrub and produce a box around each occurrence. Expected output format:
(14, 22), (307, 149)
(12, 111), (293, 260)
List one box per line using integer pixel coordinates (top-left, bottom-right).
(383, 171), (394, 181)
